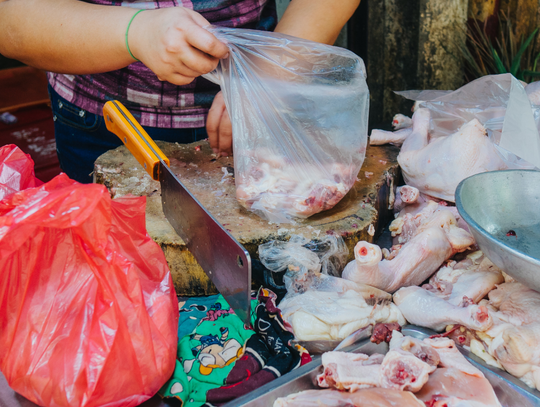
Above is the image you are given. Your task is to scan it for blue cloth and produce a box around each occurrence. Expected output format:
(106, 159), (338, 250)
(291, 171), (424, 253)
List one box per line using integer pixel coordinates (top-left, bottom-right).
(178, 294), (222, 338)
(48, 85), (208, 184)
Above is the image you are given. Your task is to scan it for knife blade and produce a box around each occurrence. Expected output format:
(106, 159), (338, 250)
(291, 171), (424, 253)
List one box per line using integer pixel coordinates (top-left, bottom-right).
(103, 100), (252, 325)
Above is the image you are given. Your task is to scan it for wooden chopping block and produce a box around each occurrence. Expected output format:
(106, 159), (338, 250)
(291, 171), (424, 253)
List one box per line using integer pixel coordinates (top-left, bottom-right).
(94, 141), (401, 296)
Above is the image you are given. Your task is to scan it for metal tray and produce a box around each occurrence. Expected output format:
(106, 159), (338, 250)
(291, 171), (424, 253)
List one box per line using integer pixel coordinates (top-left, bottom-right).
(223, 325), (540, 407)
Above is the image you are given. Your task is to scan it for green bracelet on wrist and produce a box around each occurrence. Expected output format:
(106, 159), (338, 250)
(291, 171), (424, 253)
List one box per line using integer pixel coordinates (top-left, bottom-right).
(126, 9), (144, 62)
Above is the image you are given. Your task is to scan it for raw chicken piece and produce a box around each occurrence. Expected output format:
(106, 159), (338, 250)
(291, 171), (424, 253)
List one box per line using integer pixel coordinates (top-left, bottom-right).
(274, 388), (424, 407)
(393, 185), (421, 213)
(415, 367), (502, 407)
(279, 289), (405, 341)
(393, 286), (493, 332)
(317, 352), (382, 391)
(490, 322), (540, 383)
(390, 203), (474, 249)
(371, 322), (402, 344)
(390, 331), (440, 368)
(342, 227), (460, 293)
(423, 337), (483, 377)
(235, 152), (358, 221)
(398, 109), (507, 201)
(488, 282), (540, 325)
(393, 113), (413, 129)
(425, 255), (504, 306)
(379, 349), (433, 392)
(370, 127), (412, 146)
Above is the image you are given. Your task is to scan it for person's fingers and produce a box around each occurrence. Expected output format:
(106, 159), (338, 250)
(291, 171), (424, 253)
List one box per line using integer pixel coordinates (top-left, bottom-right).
(185, 25), (229, 59)
(180, 44), (220, 75)
(161, 71), (197, 86)
(218, 109), (233, 156)
(207, 92), (226, 153)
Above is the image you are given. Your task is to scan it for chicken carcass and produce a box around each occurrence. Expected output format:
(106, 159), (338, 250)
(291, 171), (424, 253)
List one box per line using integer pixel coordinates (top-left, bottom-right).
(273, 388), (425, 407)
(397, 109), (506, 201)
(393, 286), (493, 332)
(342, 223), (474, 293)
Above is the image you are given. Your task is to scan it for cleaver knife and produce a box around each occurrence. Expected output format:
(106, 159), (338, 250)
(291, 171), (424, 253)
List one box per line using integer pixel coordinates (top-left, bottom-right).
(103, 100), (252, 325)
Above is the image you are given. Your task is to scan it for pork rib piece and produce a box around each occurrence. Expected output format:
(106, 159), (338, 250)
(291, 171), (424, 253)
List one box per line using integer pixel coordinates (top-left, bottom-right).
(393, 286), (493, 332)
(397, 109), (506, 201)
(274, 388), (425, 407)
(342, 224), (474, 293)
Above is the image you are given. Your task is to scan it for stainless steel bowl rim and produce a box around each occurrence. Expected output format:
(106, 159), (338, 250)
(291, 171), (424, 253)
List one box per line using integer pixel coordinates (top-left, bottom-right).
(455, 169), (540, 267)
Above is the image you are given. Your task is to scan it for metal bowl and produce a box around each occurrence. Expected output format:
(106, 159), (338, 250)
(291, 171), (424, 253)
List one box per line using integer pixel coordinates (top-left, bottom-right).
(456, 170), (540, 291)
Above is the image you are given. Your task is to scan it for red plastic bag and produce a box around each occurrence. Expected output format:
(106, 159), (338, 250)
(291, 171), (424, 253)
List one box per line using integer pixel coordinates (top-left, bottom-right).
(0, 173), (178, 407)
(0, 144), (43, 200)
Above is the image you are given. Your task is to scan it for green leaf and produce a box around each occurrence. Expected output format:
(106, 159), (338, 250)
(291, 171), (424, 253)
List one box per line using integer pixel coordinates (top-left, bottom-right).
(510, 28), (539, 76)
(492, 48), (508, 74)
(522, 70), (540, 77)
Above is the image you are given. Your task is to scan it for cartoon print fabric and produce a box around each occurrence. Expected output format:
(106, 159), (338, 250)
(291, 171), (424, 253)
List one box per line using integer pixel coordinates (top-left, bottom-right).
(160, 289), (311, 407)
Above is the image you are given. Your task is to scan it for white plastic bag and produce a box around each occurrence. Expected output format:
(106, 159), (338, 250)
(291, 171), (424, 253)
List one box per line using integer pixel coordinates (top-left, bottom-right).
(396, 74), (540, 169)
(204, 27), (369, 223)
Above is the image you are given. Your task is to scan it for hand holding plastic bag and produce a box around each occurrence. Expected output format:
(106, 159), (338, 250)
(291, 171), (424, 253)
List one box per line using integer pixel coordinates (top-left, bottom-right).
(204, 27), (369, 223)
(0, 173), (178, 407)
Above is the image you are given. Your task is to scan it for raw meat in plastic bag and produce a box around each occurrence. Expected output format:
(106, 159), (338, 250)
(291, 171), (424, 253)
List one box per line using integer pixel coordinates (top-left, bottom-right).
(0, 173), (178, 407)
(204, 27), (369, 223)
(0, 144), (42, 200)
(396, 73), (540, 169)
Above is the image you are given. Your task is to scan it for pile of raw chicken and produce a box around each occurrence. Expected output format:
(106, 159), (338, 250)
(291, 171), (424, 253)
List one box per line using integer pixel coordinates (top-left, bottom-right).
(269, 91), (540, 405)
(275, 332), (501, 406)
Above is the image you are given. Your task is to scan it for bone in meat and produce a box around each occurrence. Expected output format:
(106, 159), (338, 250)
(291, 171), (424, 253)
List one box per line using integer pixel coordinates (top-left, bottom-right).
(273, 388), (425, 407)
(379, 349), (434, 392)
(317, 352), (383, 391)
(423, 337), (483, 377)
(342, 228), (454, 293)
(370, 127), (413, 146)
(390, 331), (440, 368)
(393, 286), (493, 332)
(397, 109), (506, 202)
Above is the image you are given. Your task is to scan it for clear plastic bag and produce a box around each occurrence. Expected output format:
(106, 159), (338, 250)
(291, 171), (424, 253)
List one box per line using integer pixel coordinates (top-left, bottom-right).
(258, 234), (348, 277)
(204, 27), (369, 223)
(0, 174), (178, 407)
(396, 74), (540, 169)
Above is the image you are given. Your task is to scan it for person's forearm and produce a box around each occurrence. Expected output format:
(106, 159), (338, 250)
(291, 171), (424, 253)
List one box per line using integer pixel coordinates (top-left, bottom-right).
(0, 0), (137, 74)
(274, 0), (360, 45)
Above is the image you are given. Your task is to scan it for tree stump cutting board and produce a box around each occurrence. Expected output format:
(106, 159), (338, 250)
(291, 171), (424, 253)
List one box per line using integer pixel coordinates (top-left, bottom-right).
(94, 141), (401, 296)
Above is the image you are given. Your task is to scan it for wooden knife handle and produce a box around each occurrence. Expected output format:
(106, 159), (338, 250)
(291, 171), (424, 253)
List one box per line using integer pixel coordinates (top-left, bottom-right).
(103, 100), (169, 181)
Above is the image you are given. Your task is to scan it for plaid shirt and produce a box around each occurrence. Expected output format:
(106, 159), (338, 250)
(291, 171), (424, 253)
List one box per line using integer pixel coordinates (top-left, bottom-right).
(47, 0), (275, 128)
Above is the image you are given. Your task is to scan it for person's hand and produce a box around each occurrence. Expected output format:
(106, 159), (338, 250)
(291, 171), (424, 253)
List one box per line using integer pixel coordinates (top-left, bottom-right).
(206, 91), (233, 156)
(128, 7), (228, 85)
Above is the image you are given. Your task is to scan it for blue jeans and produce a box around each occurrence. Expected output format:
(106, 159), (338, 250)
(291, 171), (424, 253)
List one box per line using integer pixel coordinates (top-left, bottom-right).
(49, 86), (208, 183)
